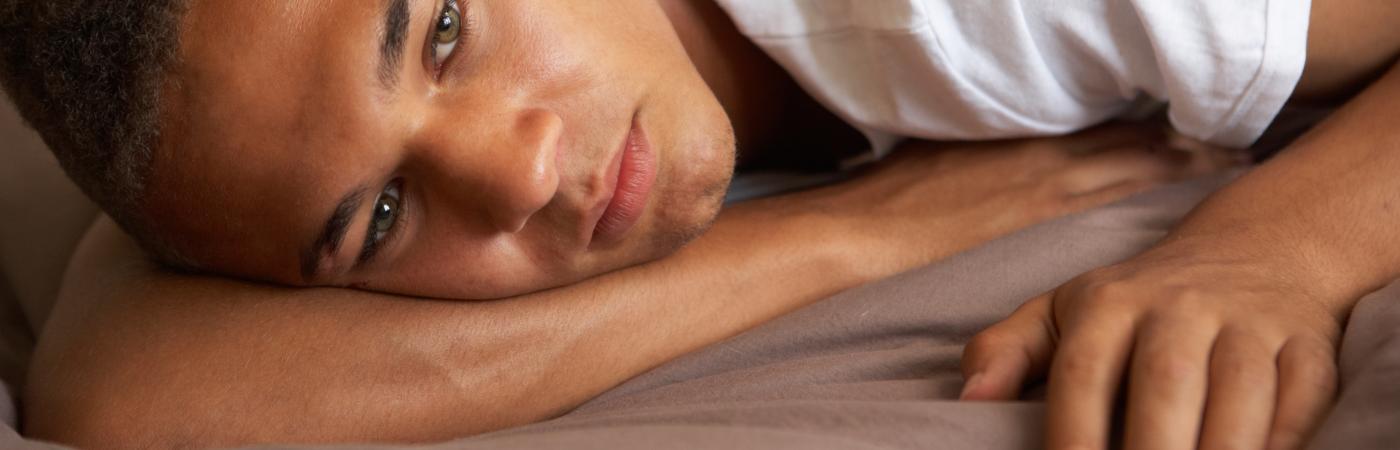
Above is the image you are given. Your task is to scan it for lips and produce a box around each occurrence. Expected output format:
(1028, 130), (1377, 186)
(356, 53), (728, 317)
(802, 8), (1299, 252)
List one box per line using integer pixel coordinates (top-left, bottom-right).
(589, 115), (657, 248)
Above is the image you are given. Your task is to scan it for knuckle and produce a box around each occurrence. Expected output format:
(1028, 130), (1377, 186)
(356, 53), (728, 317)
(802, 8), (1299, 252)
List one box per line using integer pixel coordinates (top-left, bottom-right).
(1032, 177), (1073, 202)
(1078, 279), (1132, 309)
(965, 331), (1007, 357)
(1036, 196), (1078, 219)
(1168, 286), (1212, 308)
(1139, 286), (1215, 322)
(1284, 339), (1340, 389)
(1293, 360), (1339, 394)
(1022, 144), (1072, 166)
(1020, 188), (1079, 220)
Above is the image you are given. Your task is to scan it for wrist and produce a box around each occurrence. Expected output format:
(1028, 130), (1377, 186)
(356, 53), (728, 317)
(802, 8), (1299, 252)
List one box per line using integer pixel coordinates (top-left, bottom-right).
(1163, 218), (1373, 317)
(716, 196), (879, 289)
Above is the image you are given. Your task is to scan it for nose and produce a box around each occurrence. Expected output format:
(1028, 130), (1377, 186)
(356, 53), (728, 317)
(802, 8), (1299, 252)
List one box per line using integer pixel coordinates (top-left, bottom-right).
(422, 108), (563, 233)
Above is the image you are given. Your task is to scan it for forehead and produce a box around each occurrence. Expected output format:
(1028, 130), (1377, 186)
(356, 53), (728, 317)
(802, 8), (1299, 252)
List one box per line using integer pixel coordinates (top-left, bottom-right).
(177, 0), (386, 149)
(150, 0), (393, 278)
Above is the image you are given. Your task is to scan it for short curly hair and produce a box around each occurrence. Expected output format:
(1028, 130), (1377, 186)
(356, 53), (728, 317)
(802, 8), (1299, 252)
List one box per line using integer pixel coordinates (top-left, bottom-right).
(0, 0), (188, 262)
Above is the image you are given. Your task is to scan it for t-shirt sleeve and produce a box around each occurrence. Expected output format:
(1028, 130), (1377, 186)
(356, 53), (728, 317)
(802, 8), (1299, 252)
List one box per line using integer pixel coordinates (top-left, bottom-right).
(1118, 0), (1312, 148)
(717, 0), (1312, 150)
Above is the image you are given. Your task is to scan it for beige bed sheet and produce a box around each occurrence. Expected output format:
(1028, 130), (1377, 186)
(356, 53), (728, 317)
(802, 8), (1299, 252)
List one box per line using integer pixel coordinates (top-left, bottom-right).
(2, 96), (100, 404)
(3, 96), (1395, 449)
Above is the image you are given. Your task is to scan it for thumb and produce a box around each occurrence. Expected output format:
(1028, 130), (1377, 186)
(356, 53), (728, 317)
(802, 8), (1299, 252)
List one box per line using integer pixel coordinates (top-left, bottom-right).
(959, 292), (1058, 401)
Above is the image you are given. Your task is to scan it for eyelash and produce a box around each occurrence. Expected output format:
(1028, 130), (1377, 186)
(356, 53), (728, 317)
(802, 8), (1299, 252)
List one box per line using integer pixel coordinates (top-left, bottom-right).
(358, 1), (467, 265)
(360, 180), (408, 264)
(426, 0), (468, 79)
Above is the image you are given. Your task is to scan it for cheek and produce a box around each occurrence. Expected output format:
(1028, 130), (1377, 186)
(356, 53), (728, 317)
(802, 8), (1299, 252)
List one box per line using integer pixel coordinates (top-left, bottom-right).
(491, 0), (689, 89)
(382, 234), (564, 299)
(485, 3), (603, 91)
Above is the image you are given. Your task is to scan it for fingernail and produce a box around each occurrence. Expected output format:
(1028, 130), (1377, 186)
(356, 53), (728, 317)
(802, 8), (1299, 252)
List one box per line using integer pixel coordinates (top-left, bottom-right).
(959, 374), (984, 401)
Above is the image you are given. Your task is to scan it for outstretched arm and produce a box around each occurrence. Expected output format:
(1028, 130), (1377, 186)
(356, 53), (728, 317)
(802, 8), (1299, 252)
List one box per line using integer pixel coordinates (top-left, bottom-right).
(963, 2), (1400, 448)
(26, 130), (1205, 449)
(29, 206), (860, 447)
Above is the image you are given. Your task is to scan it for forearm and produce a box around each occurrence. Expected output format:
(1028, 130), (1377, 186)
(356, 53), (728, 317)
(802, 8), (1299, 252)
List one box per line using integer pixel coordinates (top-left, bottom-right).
(26, 197), (872, 448)
(27, 129), (1186, 448)
(1168, 61), (1400, 310)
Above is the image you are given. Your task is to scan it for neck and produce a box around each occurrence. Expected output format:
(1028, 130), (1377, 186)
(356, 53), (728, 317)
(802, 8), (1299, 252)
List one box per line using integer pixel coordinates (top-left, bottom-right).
(658, 0), (866, 170)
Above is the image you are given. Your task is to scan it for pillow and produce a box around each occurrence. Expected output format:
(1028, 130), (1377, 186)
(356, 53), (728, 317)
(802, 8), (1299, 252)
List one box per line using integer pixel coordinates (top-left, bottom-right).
(0, 95), (98, 394)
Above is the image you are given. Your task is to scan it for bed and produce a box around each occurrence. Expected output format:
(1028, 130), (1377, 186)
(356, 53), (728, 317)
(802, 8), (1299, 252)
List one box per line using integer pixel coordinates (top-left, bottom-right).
(2, 100), (1397, 449)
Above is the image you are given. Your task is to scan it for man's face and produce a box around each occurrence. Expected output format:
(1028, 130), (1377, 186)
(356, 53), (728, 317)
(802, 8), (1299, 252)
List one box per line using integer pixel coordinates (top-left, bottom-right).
(150, 0), (736, 299)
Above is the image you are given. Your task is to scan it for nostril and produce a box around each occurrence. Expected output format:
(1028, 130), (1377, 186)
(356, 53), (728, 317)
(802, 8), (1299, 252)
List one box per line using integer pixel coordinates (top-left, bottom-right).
(490, 109), (563, 233)
(484, 170), (557, 234)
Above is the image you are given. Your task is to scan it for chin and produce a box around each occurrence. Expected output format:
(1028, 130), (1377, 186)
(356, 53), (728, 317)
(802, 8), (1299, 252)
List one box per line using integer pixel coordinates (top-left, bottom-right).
(645, 129), (736, 258)
(592, 103), (735, 275)
(653, 176), (728, 250)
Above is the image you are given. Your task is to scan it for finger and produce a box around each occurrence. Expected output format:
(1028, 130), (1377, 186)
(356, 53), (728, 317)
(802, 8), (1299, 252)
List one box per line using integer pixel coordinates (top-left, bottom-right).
(1198, 329), (1279, 450)
(1166, 144), (1252, 176)
(1267, 337), (1339, 450)
(960, 293), (1056, 401)
(1122, 316), (1216, 450)
(1061, 179), (1157, 212)
(997, 123), (1160, 167)
(1045, 302), (1137, 450)
(1057, 146), (1193, 196)
(1047, 122), (1165, 156)
(1163, 128), (1254, 168)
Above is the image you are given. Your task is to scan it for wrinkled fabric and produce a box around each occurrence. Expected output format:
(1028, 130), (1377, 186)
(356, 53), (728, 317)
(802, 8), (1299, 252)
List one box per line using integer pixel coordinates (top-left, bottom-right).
(717, 0), (1312, 155)
(11, 175), (1398, 449)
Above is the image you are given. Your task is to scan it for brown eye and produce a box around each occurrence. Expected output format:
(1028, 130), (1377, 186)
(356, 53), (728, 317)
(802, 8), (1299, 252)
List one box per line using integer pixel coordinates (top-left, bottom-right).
(434, 4), (461, 44)
(358, 180), (404, 264)
(430, 1), (462, 66)
(369, 182), (401, 242)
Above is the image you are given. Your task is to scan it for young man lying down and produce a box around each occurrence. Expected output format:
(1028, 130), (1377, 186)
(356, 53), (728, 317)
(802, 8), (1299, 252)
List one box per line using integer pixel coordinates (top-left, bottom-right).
(3, 0), (1398, 448)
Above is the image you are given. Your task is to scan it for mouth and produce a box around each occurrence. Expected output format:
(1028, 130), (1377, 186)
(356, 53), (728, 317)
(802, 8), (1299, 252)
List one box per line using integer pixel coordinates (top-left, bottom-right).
(587, 113), (657, 249)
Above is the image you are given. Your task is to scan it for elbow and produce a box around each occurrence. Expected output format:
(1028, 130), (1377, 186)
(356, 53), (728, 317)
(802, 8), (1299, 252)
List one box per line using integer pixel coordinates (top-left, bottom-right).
(23, 369), (201, 450)
(22, 330), (226, 450)
(25, 398), (187, 450)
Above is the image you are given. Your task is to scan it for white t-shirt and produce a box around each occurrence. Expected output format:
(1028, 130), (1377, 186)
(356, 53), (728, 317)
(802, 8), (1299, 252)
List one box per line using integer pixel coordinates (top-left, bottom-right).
(715, 0), (1312, 156)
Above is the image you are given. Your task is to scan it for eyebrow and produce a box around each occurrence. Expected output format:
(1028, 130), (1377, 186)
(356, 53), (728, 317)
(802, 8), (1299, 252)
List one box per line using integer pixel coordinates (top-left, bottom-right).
(299, 1), (411, 280)
(299, 0), (413, 280)
(301, 188), (369, 281)
(378, 0), (412, 89)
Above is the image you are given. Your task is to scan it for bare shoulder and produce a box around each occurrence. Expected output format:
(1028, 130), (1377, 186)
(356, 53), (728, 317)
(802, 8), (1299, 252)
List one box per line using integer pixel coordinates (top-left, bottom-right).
(26, 219), (331, 447)
(0, 99), (98, 327)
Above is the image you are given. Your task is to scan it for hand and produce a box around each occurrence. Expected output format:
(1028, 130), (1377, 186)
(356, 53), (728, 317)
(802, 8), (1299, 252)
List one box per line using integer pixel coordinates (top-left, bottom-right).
(961, 236), (1347, 450)
(787, 123), (1242, 280)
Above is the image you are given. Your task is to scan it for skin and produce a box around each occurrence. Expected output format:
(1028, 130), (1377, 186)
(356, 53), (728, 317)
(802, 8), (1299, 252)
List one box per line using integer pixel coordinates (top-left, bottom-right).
(962, 2), (1400, 450)
(20, 0), (1398, 449)
(28, 131), (1206, 448)
(22, 1), (1223, 448)
(964, 63), (1400, 450)
(152, 0), (744, 299)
